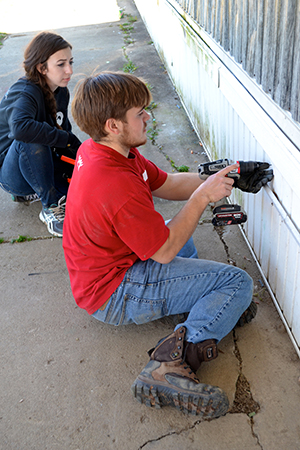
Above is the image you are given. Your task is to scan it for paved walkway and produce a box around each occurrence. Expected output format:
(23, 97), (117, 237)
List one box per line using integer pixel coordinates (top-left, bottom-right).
(0, 0), (299, 449)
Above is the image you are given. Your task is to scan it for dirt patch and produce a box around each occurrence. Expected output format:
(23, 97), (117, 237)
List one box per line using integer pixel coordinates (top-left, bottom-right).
(230, 372), (260, 415)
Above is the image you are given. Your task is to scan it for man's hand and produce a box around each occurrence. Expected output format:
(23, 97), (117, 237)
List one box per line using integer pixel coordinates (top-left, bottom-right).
(195, 163), (238, 204)
(151, 164), (238, 264)
(233, 161), (273, 193)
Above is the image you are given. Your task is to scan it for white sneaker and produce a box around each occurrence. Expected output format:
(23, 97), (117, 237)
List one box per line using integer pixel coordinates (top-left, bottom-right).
(39, 196), (66, 237)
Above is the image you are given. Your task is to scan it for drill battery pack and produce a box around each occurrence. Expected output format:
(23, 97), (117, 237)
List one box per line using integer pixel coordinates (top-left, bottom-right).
(212, 204), (247, 226)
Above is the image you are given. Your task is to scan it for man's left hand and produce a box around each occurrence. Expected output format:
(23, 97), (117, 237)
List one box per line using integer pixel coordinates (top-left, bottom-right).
(234, 161), (274, 193)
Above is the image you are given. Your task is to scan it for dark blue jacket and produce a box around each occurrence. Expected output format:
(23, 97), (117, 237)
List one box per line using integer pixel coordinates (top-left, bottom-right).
(0, 77), (76, 166)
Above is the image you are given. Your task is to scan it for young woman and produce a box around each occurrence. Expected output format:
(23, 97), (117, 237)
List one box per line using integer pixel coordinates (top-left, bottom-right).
(0, 32), (81, 237)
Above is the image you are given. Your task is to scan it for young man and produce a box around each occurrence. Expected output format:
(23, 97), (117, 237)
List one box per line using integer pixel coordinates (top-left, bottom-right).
(63, 72), (268, 419)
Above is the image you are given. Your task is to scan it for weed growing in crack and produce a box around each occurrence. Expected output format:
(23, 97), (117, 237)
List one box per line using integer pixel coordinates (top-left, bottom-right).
(120, 23), (135, 45)
(128, 14), (138, 24)
(253, 287), (266, 302)
(1, 235), (55, 244)
(119, 14), (138, 72)
(146, 102), (160, 145)
(177, 165), (189, 172)
(122, 54), (137, 73)
(146, 100), (156, 110)
(165, 155), (189, 172)
(0, 33), (7, 48)
(119, 23), (134, 33)
(147, 126), (160, 144)
(10, 235), (33, 244)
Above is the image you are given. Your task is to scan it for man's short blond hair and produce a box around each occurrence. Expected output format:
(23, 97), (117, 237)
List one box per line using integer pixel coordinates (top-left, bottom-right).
(72, 72), (152, 141)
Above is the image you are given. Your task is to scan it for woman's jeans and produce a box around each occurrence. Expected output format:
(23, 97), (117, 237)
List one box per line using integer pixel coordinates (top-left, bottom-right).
(0, 141), (71, 208)
(92, 237), (253, 344)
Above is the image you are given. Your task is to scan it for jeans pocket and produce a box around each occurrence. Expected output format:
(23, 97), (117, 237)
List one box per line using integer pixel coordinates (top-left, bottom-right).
(119, 294), (168, 325)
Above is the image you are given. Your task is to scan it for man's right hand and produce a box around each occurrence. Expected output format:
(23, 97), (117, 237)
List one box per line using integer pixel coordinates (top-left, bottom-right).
(151, 163), (239, 264)
(193, 163), (239, 204)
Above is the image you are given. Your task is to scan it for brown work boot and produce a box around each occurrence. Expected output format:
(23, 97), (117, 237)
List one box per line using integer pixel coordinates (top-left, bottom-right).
(131, 327), (229, 419)
(235, 300), (257, 327)
(181, 301), (257, 373)
(183, 339), (218, 373)
(147, 333), (218, 374)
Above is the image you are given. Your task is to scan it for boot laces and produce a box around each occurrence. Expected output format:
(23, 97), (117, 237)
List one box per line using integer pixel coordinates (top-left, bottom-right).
(179, 360), (198, 379)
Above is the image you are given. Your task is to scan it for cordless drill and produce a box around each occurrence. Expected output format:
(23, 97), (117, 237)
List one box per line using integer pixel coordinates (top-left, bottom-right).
(198, 159), (251, 226)
(198, 158), (261, 181)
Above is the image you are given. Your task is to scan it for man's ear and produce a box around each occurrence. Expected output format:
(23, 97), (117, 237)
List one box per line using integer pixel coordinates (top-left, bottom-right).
(105, 118), (121, 135)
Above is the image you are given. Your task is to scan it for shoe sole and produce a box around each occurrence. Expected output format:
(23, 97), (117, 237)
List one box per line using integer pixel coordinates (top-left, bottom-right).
(131, 378), (229, 419)
(39, 211), (63, 238)
(235, 301), (257, 327)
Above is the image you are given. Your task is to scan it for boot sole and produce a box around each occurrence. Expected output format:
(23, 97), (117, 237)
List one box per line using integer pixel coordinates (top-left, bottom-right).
(235, 301), (257, 327)
(131, 377), (229, 419)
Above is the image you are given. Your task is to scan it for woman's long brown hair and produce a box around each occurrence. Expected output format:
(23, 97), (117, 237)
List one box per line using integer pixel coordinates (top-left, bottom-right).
(23, 32), (72, 127)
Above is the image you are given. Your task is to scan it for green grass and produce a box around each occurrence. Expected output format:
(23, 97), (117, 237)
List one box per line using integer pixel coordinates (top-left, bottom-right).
(122, 59), (137, 73)
(0, 33), (7, 48)
(166, 156), (189, 172)
(119, 14), (138, 72)
(10, 235), (33, 244)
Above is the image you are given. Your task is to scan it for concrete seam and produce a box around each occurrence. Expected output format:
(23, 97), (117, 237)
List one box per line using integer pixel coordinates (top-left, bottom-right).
(213, 226), (262, 447)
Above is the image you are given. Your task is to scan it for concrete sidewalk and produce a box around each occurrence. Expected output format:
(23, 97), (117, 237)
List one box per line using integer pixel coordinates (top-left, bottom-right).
(0, 0), (299, 449)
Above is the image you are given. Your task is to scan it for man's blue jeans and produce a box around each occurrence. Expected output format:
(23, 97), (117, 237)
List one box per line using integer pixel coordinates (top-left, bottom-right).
(92, 237), (253, 344)
(0, 140), (70, 208)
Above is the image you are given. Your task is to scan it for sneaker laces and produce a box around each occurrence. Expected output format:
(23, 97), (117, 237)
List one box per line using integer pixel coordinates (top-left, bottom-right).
(49, 196), (66, 222)
(25, 193), (40, 203)
(12, 193), (40, 204)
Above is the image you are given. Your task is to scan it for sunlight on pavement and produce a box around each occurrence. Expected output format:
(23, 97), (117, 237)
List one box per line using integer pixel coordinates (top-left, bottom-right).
(0, 0), (121, 33)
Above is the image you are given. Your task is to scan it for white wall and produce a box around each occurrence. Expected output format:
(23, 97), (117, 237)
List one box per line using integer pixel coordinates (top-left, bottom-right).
(134, 0), (300, 356)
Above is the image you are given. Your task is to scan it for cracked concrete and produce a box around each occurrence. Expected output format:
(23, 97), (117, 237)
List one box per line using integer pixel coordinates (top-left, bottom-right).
(0, 0), (300, 449)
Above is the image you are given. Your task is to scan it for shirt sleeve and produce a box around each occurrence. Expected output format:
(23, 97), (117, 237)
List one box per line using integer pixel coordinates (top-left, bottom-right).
(144, 157), (168, 191)
(9, 87), (69, 148)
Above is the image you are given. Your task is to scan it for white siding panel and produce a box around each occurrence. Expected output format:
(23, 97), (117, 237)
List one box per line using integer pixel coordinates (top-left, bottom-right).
(292, 267), (300, 344)
(134, 0), (300, 356)
(283, 235), (299, 325)
(259, 189), (273, 277)
(267, 204), (281, 291)
(292, 192), (300, 231)
(176, 0), (300, 126)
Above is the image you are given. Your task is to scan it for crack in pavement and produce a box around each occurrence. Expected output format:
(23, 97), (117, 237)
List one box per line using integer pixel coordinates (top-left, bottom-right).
(230, 330), (262, 449)
(138, 197), (263, 449)
(138, 419), (203, 449)
(214, 225), (262, 448)
(213, 224), (236, 266)
(0, 235), (55, 244)
(137, 346), (263, 450)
